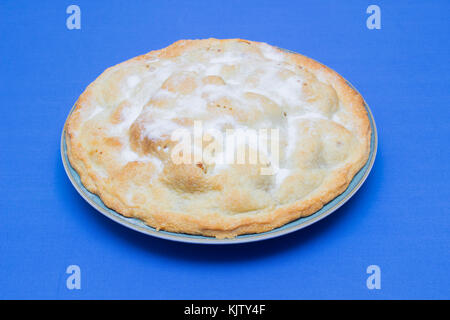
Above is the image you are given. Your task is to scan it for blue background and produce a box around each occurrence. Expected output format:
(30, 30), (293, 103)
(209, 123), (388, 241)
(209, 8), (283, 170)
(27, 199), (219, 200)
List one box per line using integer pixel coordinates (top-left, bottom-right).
(0, 0), (448, 299)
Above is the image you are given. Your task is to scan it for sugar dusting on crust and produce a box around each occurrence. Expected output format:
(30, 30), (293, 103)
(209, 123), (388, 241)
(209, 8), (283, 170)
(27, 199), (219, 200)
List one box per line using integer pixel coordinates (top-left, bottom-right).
(78, 41), (358, 192)
(127, 75), (141, 88)
(85, 105), (104, 121)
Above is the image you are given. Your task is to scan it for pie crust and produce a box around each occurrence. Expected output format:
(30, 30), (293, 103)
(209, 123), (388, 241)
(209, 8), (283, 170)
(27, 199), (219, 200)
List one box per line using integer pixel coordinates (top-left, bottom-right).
(65, 39), (371, 238)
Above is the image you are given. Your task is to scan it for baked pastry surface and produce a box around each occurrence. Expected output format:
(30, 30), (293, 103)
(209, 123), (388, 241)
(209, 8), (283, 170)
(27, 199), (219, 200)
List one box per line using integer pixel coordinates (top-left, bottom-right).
(65, 39), (371, 238)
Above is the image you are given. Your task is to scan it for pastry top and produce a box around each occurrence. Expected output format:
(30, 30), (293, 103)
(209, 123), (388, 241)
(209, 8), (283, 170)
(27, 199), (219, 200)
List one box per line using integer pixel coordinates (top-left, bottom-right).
(65, 39), (371, 238)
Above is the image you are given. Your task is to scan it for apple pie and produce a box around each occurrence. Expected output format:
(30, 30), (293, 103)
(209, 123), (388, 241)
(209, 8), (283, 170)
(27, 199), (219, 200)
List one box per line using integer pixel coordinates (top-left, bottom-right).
(65, 39), (371, 238)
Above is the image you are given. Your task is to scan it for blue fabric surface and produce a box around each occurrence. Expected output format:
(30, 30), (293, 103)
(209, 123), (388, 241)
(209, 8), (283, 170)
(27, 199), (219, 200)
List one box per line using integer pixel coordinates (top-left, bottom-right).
(0, 0), (448, 299)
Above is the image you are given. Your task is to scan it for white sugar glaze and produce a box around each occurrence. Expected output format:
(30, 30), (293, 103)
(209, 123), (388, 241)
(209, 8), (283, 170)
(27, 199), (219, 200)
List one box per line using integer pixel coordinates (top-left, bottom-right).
(83, 42), (354, 186)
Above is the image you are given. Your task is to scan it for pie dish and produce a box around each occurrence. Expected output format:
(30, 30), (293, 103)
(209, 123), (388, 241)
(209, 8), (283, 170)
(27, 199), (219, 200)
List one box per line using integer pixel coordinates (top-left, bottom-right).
(65, 38), (372, 239)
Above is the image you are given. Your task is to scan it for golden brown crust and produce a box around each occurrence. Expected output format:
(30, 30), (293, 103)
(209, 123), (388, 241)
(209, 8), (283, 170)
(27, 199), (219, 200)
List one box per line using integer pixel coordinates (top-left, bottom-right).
(65, 38), (371, 238)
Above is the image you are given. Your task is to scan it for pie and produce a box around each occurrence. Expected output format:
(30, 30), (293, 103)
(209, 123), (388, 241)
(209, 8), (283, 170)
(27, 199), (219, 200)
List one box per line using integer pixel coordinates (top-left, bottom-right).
(65, 39), (371, 238)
